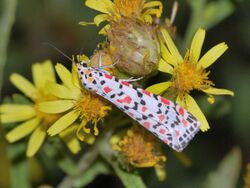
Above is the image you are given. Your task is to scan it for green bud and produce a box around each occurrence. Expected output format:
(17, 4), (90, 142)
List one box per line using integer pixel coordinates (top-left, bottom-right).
(108, 18), (160, 76)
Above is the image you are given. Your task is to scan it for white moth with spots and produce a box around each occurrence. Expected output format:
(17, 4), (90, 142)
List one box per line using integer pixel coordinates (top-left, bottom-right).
(76, 59), (200, 152)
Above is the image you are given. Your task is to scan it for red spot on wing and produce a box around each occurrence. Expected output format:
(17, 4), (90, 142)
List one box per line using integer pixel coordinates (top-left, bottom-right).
(178, 107), (185, 116)
(163, 139), (169, 144)
(143, 121), (151, 129)
(158, 114), (165, 122)
(175, 130), (180, 137)
(121, 81), (130, 87)
(141, 106), (147, 112)
(182, 119), (188, 127)
(104, 74), (113, 79)
(160, 97), (170, 105)
(159, 128), (166, 134)
(117, 96), (132, 104)
(103, 87), (112, 93)
(142, 89), (151, 96)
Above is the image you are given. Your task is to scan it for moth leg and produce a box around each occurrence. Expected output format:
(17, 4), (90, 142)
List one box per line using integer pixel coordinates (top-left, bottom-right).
(120, 77), (144, 82)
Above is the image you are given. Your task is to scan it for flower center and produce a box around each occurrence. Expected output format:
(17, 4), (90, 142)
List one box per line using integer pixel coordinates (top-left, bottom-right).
(114, 0), (144, 17)
(172, 57), (214, 97)
(76, 91), (111, 123)
(113, 126), (166, 168)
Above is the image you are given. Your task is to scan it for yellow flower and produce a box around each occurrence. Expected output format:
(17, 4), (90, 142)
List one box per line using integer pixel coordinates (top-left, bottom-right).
(244, 163), (250, 188)
(0, 60), (81, 157)
(80, 0), (163, 34)
(111, 125), (166, 180)
(147, 28), (234, 131)
(38, 63), (112, 141)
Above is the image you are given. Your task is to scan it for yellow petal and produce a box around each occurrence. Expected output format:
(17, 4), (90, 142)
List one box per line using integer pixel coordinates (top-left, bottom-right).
(142, 14), (153, 23)
(55, 64), (74, 88)
(10, 73), (37, 100)
(190, 28), (205, 62)
(38, 100), (74, 114)
(79, 21), (95, 26)
(180, 94), (210, 132)
(0, 104), (34, 113)
(202, 87), (234, 96)
(94, 14), (109, 26)
(160, 41), (178, 67)
(46, 81), (79, 99)
(0, 105), (36, 123)
(143, 1), (163, 17)
(198, 42), (228, 68)
(41, 60), (56, 82)
(6, 117), (40, 143)
(26, 125), (47, 157)
(72, 64), (82, 89)
(32, 60), (55, 89)
(160, 28), (183, 64)
(158, 59), (174, 75)
(59, 125), (81, 154)
(146, 82), (172, 95)
(47, 110), (80, 136)
(142, 8), (162, 18)
(85, 0), (114, 14)
(98, 24), (110, 35)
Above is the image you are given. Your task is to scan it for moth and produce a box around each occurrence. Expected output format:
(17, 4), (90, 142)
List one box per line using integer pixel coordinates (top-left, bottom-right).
(76, 57), (200, 152)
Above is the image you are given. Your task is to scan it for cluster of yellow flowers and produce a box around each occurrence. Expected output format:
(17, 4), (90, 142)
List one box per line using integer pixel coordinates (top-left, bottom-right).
(0, 0), (234, 180)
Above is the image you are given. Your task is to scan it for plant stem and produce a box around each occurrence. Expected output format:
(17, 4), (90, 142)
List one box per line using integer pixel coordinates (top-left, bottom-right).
(0, 0), (18, 99)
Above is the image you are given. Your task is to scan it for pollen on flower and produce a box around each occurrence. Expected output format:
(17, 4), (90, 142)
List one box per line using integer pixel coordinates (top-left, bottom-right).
(112, 126), (166, 168)
(114, 0), (144, 18)
(172, 53), (214, 98)
(75, 91), (112, 137)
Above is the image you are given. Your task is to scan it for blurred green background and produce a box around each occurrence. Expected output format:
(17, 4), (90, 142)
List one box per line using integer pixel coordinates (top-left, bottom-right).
(0, 0), (249, 187)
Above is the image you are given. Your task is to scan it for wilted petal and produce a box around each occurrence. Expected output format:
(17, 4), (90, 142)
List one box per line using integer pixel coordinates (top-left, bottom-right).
(26, 125), (47, 157)
(47, 110), (80, 136)
(190, 28), (205, 62)
(199, 42), (228, 68)
(6, 117), (40, 143)
(146, 82), (172, 95)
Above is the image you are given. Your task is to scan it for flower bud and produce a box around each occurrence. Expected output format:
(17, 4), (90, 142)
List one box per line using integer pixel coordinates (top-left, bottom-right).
(108, 18), (160, 76)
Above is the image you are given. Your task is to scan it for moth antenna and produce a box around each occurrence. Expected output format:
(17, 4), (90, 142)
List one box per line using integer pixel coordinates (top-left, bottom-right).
(170, 1), (178, 25)
(42, 42), (73, 62)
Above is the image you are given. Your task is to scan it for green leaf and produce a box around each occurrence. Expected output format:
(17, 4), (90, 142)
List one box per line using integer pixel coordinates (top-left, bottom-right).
(0, 0), (18, 98)
(97, 133), (147, 188)
(8, 142), (31, 188)
(183, 0), (235, 51)
(43, 141), (78, 176)
(73, 160), (110, 187)
(110, 161), (147, 188)
(202, 147), (242, 188)
(204, 1), (235, 29)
